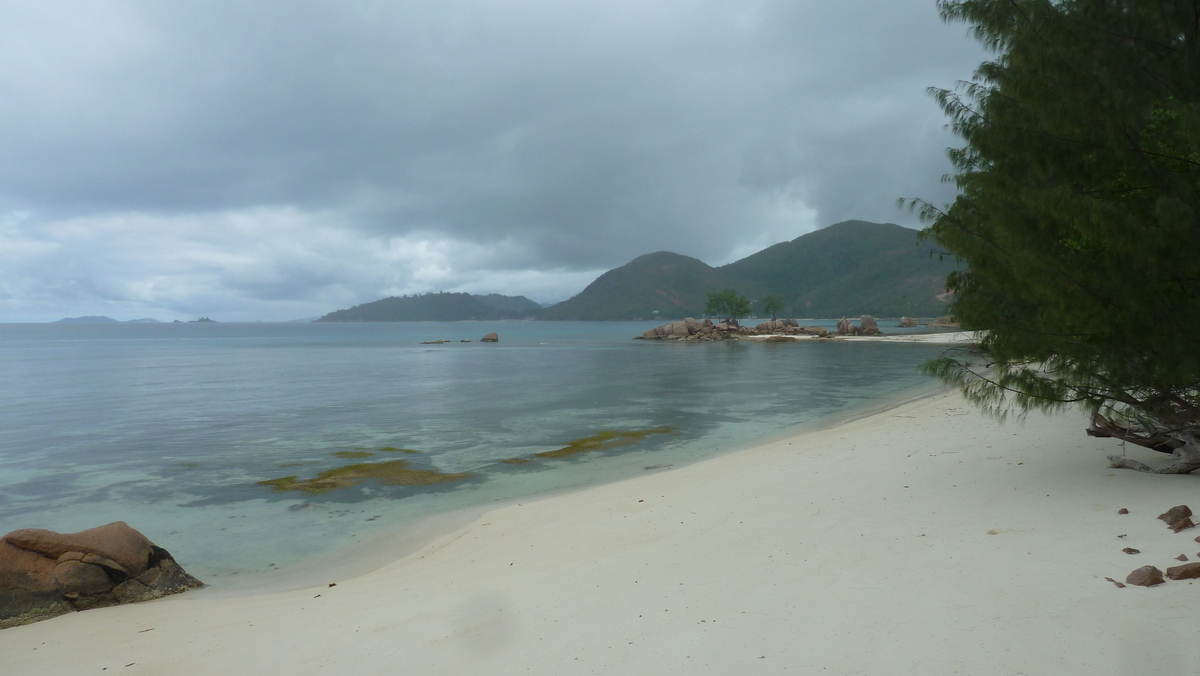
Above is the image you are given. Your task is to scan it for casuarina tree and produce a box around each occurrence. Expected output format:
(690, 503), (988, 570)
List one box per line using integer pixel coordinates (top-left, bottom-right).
(911, 0), (1200, 472)
(760, 295), (785, 320)
(705, 289), (751, 322)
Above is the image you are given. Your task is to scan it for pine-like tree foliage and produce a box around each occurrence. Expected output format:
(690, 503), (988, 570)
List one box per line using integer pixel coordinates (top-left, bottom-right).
(915, 0), (1200, 471)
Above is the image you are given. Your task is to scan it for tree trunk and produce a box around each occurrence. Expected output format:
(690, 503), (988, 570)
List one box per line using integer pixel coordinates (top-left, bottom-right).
(1109, 431), (1200, 474)
(1088, 413), (1182, 453)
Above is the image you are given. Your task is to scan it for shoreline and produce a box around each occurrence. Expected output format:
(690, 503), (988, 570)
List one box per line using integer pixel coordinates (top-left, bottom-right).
(204, 378), (948, 599)
(4, 389), (1199, 674)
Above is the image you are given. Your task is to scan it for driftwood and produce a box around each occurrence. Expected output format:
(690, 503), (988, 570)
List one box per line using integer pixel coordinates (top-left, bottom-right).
(1087, 413), (1183, 453)
(1094, 413), (1200, 474)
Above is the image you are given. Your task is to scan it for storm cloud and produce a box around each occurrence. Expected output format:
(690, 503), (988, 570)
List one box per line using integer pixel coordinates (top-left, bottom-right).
(0, 1), (985, 321)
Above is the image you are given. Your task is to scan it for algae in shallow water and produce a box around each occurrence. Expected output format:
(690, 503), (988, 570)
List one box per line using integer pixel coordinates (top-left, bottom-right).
(501, 457), (530, 464)
(379, 447), (420, 454)
(258, 459), (469, 494)
(535, 428), (675, 459)
(332, 450), (376, 459)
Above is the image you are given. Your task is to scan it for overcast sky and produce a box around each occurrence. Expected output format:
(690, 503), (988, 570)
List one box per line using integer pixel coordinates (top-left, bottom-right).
(0, 0), (985, 322)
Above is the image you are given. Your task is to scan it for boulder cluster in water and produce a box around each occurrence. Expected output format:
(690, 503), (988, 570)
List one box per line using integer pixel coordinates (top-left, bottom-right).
(638, 316), (887, 341)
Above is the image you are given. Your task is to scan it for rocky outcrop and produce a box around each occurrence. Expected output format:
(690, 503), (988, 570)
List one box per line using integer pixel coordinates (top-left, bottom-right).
(836, 317), (860, 335)
(898, 316), (917, 327)
(1125, 565), (1165, 587)
(638, 316), (831, 341)
(1158, 505), (1192, 524)
(859, 315), (881, 335)
(929, 315), (960, 328)
(0, 522), (202, 629)
(1166, 562), (1200, 580)
(480, 333), (499, 342)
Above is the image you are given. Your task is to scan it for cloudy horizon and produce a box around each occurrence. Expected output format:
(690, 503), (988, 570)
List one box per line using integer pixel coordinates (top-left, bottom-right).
(0, 1), (986, 322)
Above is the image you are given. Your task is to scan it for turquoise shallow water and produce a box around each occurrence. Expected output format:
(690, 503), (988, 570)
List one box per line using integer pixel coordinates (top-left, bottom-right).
(0, 320), (948, 586)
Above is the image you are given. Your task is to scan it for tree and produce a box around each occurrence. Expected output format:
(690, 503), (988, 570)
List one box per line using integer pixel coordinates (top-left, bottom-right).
(912, 0), (1200, 473)
(705, 288), (751, 321)
(760, 295), (785, 320)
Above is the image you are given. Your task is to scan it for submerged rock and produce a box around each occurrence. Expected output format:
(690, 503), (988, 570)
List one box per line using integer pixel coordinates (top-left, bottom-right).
(0, 522), (202, 629)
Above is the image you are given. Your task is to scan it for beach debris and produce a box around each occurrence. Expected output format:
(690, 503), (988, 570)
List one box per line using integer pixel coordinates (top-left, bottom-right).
(1176, 554), (1190, 561)
(1122, 547), (1141, 554)
(1157, 505), (1192, 524)
(1104, 577), (1127, 588)
(1166, 562), (1200, 580)
(1117, 508), (1129, 514)
(0, 522), (202, 629)
(1125, 565), (1165, 587)
(480, 333), (499, 342)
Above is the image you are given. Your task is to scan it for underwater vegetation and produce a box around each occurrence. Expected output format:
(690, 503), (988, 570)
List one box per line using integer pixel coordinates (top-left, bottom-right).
(258, 459), (469, 494)
(332, 450), (376, 459)
(259, 429), (674, 495)
(535, 428), (675, 459)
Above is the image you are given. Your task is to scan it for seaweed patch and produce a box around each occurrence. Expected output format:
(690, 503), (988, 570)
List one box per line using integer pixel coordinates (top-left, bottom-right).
(501, 458), (530, 464)
(535, 428), (676, 459)
(332, 450), (376, 459)
(258, 459), (469, 494)
(379, 447), (420, 454)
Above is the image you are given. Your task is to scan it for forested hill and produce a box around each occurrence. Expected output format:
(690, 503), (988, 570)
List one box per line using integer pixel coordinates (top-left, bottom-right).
(538, 220), (958, 320)
(721, 220), (958, 318)
(536, 252), (726, 321)
(316, 292), (536, 322)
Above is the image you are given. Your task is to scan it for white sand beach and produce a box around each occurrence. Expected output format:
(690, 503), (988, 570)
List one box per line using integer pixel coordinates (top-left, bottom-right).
(3, 389), (1199, 675)
(743, 330), (979, 344)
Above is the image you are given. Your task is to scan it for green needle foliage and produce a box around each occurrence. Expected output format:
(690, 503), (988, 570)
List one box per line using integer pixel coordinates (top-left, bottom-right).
(912, 0), (1200, 472)
(704, 288), (752, 321)
(760, 295), (785, 320)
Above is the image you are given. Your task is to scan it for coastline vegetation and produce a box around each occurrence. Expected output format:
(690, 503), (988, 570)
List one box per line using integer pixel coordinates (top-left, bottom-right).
(914, 0), (1200, 473)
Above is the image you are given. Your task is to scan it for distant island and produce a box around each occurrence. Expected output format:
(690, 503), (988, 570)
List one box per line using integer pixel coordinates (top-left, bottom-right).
(318, 220), (959, 322)
(55, 316), (162, 324)
(316, 293), (540, 322)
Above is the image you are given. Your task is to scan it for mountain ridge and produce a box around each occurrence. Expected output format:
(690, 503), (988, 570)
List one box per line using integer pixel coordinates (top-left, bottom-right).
(317, 220), (959, 321)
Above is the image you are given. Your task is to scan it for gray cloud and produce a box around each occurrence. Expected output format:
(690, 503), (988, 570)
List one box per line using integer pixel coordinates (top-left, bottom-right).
(0, 0), (985, 321)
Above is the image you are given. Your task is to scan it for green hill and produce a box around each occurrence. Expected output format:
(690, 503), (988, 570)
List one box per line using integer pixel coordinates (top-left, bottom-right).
(536, 252), (728, 320)
(472, 294), (542, 315)
(721, 220), (958, 317)
(316, 292), (515, 322)
(539, 221), (958, 320)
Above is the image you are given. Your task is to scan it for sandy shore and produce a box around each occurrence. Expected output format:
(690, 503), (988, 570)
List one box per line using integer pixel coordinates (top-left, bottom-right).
(743, 330), (979, 344)
(4, 389), (1199, 675)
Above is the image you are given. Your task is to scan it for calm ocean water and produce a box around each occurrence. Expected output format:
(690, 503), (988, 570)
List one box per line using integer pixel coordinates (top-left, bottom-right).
(0, 320), (947, 586)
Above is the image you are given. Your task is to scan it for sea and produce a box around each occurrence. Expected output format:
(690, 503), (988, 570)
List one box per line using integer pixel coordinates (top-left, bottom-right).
(0, 320), (951, 590)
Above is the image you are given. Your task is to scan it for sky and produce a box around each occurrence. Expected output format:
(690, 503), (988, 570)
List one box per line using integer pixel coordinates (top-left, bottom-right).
(0, 1), (987, 322)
